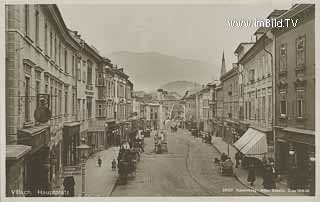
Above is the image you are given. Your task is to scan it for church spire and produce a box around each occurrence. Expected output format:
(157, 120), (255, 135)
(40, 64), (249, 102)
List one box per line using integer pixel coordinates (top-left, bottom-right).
(220, 51), (226, 76)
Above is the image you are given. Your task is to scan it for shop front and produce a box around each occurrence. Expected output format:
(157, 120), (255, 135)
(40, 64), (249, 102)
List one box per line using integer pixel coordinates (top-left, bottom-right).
(105, 121), (116, 147)
(275, 127), (315, 192)
(63, 122), (80, 166)
(6, 145), (32, 197)
(17, 124), (51, 196)
(233, 127), (268, 169)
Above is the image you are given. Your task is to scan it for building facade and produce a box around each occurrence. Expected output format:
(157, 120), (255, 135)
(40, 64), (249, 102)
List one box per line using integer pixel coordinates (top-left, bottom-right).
(273, 4), (315, 191)
(5, 4), (135, 196)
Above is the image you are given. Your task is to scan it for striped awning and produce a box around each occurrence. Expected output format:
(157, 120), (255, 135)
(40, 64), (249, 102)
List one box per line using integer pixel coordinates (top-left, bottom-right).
(233, 128), (268, 160)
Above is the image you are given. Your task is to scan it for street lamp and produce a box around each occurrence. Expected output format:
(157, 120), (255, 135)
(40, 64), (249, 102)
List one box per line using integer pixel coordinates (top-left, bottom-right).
(309, 151), (315, 196)
(76, 138), (91, 197)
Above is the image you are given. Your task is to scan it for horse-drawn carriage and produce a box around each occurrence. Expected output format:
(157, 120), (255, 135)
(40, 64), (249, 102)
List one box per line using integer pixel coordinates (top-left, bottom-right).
(170, 125), (178, 133)
(219, 159), (234, 176)
(117, 148), (138, 185)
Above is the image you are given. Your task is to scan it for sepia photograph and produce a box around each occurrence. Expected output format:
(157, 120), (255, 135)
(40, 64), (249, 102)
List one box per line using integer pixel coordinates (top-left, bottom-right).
(2, 0), (318, 199)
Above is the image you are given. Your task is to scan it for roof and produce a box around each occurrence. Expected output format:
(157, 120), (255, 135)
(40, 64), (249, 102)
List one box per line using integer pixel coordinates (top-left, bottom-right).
(6, 145), (32, 160)
(220, 65), (239, 81)
(266, 9), (288, 19)
(234, 42), (255, 54)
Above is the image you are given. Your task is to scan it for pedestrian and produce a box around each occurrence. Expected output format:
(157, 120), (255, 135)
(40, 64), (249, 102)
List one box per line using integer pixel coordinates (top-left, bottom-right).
(235, 151), (241, 168)
(63, 176), (75, 197)
(262, 164), (274, 189)
(98, 157), (102, 167)
(112, 159), (117, 171)
(220, 152), (228, 162)
(247, 163), (256, 186)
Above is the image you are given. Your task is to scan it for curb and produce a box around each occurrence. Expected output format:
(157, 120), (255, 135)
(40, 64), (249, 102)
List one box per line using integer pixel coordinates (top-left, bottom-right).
(107, 177), (119, 196)
(233, 173), (269, 196)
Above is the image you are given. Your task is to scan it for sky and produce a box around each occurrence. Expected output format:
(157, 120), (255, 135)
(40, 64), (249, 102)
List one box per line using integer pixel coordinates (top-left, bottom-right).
(58, 1), (293, 87)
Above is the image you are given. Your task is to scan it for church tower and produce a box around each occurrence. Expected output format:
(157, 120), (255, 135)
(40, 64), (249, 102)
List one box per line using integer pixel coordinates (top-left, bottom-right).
(220, 51), (226, 76)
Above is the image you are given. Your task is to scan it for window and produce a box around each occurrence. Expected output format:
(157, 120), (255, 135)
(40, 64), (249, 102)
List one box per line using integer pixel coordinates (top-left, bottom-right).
(59, 89), (62, 115)
(59, 42), (61, 66)
(35, 9), (39, 46)
(50, 30), (53, 57)
(268, 94), (272, 121)
(98, 104), (102, 117)
(72, 55), (75, 77)
(77, 58), (81, 81)
(82, 99), (85, 120)
(262, 96), (266, 121)
(279, 44), (287, 73)
(82, 60), (86, 82)
(249, 69), (255, 82)
(25, 5), (29, 36)
(280, 91), (287, 117)
(54, 87), (57, 116)
(87, 61), (92, 85)
(44, 20), (48, 54)
(50, 86), (53, 114)
(72, 93), (75, 114)
(296, 36), (306, 69)
(296, 90), (305, 118)
(65, 91), (68, 114)
(36, 81), (40, 107)
(87, 98), (92, 118)
(54, 35), (57, 61)
(25, 76), (30, 122)
(64, 50), (68, 73)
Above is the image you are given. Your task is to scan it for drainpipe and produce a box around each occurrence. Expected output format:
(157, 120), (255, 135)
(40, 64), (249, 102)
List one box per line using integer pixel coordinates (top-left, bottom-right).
(263, 31), (276, 163)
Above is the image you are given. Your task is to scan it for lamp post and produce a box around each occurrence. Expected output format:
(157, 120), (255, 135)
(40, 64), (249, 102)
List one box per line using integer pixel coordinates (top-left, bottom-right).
(76, 138), (91, 197)
(309, 151), (315, 196)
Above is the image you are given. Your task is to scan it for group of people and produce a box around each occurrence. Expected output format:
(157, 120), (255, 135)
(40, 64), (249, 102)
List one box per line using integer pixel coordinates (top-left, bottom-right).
(246, 157), (277, 189)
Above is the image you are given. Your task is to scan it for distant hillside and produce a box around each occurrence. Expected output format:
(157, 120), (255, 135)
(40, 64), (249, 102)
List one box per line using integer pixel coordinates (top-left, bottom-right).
(108, 51), (220, 92)
(160, 81), (202, 97)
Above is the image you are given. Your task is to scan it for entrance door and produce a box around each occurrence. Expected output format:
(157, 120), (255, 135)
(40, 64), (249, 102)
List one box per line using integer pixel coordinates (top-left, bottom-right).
(278, 142), (289, 174)
(27, 147), (50, 196)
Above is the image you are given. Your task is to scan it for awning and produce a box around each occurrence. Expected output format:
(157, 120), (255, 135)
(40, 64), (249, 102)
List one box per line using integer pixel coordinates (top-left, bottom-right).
(233, 128), (268, 160)
(6, 145), (31, 161)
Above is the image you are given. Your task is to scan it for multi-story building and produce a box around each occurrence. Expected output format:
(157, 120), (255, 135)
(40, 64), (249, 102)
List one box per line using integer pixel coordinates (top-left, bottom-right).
(236, 10), (287, 160)
(5, 4), (135, 196)
(272, 4), (315, 191)
(5, 5), (82, 196)
(183, 92), (196, 122)
(220, 63), (241, 143)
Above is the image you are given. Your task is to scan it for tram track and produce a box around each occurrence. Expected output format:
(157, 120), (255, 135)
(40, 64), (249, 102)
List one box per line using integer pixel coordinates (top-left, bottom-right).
(184, 143), (217, 196)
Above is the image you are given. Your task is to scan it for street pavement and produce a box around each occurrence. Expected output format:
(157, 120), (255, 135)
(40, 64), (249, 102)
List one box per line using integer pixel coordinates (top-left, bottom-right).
(111, 128), (261, 196)
(73, 147), (119, 197)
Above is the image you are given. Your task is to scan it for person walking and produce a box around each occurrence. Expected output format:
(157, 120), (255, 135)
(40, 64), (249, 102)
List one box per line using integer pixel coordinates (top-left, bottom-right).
(262, 164), (273, 189)
(63, 176), (75, 197)
(247, 163), (256, 186)
(235, 151), (241, 168)
(98, 157), (102, 167)
(112, 159), (117, 171)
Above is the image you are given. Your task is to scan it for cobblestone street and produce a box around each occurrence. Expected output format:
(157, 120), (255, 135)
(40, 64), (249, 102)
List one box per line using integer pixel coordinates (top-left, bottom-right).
(111, 128), (260, 196)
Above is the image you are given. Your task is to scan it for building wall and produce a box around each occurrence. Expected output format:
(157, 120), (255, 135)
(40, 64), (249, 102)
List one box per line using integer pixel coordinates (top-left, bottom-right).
(221, 70), (239, 121)
(242, 39), (273, 131)
(6, 5), (79, 144)
(275, 12), (315, 130)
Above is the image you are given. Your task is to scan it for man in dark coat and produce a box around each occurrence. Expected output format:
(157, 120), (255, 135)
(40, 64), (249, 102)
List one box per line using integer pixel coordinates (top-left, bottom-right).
(247, 163), (256, 186)
(262, 164), (275, 189)
(235, 152), (241, 168)
(63, 176), (75, 197)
